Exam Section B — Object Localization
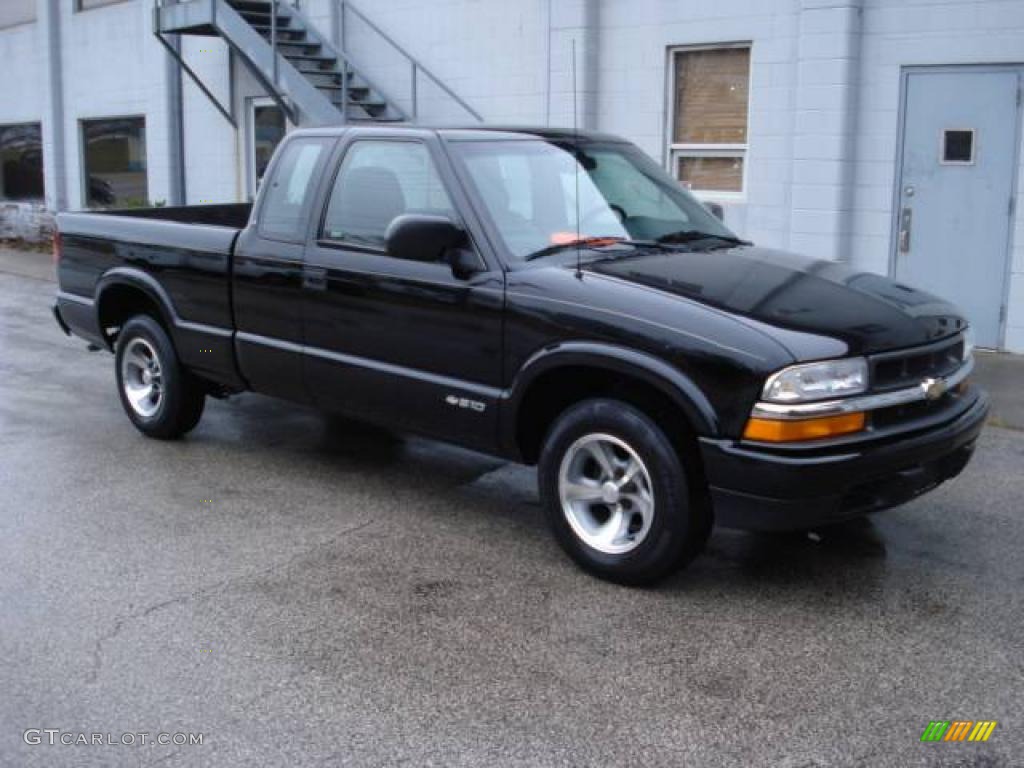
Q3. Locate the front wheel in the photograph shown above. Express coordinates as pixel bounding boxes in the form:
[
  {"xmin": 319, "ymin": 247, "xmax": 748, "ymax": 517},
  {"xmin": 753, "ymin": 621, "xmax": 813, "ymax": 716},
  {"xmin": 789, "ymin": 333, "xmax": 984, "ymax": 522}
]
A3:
[
  {"xmin": 538, "ymin": 399, "xmax": 710, "ymax": 585},
  {"xmin": 115, "ymin": 315, "xmax": 205, "ymax": 440}
]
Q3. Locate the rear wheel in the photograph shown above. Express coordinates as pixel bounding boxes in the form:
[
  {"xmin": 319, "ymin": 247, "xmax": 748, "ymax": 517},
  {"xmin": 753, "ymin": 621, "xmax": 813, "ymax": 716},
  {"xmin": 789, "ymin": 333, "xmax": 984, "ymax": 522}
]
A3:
[
  {"xmin": 538, "ymin": 398, "xmax": 710, "ymax": 585},
  {"xmin": 115, "ymin": 315, "xmax": 205, "ymax": 439}
]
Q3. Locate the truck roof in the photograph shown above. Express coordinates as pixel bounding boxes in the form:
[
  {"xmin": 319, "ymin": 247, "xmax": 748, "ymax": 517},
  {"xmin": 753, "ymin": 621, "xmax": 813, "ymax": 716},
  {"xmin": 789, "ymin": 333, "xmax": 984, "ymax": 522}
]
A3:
[{"xmin": 290, "ymin": 124, "xmax": 628, "ymax": 144}]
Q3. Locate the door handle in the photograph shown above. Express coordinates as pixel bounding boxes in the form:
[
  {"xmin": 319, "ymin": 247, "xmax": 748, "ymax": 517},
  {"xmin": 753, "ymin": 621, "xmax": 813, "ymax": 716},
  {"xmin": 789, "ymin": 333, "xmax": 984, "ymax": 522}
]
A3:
[
  {"xmin": 303, "ymin": 267, "xmax": 327, "ymax": 291},
  {"xmin": 898, "ymin": 207, "xmax": 912, "ymax": 254}
]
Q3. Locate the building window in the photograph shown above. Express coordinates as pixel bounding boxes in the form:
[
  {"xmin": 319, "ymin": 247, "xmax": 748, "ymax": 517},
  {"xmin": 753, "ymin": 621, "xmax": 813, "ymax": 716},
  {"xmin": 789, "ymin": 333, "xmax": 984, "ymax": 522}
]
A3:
[
  {"xmin": 669, "ymin": 45, "xmax": 750, "ymax": 197},
  {"xmin": 250, "ymin": 100, "xmax": 288, "ymax": 196},
  {"xmin": 77, "ymin": 0, "xmax": 132, "ymax": 10},
  {"xmin": 0, "ymin": 124, "xmax": 44, "ymax": 201},
  {"xmin": 0, "ymin": 0, "xmax": 37, "ymax": 28},
  {"xmin": 941, "ymin": 129, "xmax": 975, "ymax": 165},
  {"xmin": 82, "ymin": 117, "xmax": 148, "ymax": 208}
]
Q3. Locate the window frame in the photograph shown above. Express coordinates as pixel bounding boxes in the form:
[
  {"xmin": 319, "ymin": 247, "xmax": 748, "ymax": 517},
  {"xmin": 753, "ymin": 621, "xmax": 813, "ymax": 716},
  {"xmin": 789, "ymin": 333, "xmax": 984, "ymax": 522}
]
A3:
[
  {"xmin": 79, "ymin": 114, "xmax": 148, "ymax": 209},
  {"xmin": 665, "ymin": 42, "xmax": 752, "ymax": 202},
  {"xmin": 0, "ymin": 122, "xmax": 45, "ymax": 202},
  {"xmin": 317, "ymin": 137, "xmax": 457, "ymax": 256}
]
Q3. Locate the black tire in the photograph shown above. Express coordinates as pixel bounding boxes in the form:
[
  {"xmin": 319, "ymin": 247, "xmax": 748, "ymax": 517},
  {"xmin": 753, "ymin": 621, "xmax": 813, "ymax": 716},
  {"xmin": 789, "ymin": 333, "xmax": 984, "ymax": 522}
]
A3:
[
  {"xmin": 538, "ymin": 398, "xmax": 711, "ymax": 586},
  {"xmin": 114, "ymin": 315, "xmax": 205, "ymax": 440}
]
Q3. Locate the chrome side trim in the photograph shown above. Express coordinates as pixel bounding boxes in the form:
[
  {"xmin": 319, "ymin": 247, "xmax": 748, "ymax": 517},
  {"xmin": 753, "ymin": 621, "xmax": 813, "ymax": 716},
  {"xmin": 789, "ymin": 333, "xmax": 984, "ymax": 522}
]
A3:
[
  {"xmin": 56, "ymin": 290, "xmax": 94, "ymax": 307},
  {"xmin": 235, "ymin": 330, "xmax": 503, "ymax": 400},
  {"xmin": 176, "ymin": 319, "xmax": 233, "ymax": 338},
  {"xmin": 750, "ymin": 356, "xmax": 974, "ymax": 420}
]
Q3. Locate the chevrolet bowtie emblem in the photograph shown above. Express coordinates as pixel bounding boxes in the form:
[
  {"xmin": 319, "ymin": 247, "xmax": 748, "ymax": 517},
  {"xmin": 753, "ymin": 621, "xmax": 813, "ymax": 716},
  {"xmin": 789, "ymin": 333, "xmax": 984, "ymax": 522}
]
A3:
[{"xmin": 920, "ymin": 377, "xmax": 948, "ymax": 401}]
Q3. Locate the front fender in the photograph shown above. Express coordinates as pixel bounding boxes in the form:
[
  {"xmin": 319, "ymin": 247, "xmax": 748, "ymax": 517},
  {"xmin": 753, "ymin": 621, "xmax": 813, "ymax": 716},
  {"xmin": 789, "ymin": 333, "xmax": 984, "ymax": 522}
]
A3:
[{"xmin": 500, "ymin": 341, "xmax": 719, "ymax": 458}]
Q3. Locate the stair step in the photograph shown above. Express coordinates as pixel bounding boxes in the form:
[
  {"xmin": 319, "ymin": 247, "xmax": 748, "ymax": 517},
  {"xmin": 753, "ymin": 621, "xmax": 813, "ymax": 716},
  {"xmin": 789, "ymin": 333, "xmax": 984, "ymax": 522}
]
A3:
[
  {"xmin": 276, "ymin": 41, "xmax": 321, "ymax": 54},
  {"xmin": 239, "ymin": 10, "xmax": 291, "ymax": 26},
  {"xmin": 325, "ymin": 90, "xmax": 386, "ymax": 110},
  {"xmin": 227, "ymin": 0, "xmax": 274, "ymax": 10},
  {"xmin": 302, "ymin": 70, "xmax": 342, "ymax": 85},
  {"xmin": 252, "ymin": 26, "xmax": 306, "ymax": 41},
  {"xmin": 284, "ymin": 53, "xmax": 337, "ymax": 65},
  {"xmin": 347, "ymin": 114, "xmax": 405, "ymax": 123},
  {"xmin": 339, "ymin": 100, "xmax": 389, "ymax": 115},
  {"xmin": 316, "ymin": 82, "xmax": 369, "ymax": 94}
]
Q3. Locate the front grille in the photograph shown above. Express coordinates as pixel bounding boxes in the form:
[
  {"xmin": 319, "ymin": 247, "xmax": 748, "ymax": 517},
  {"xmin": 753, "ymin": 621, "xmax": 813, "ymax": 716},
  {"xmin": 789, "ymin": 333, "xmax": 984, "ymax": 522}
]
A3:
[{"xmin": 870, "ymin": 334, "xmax": 965, "ymax": 392}]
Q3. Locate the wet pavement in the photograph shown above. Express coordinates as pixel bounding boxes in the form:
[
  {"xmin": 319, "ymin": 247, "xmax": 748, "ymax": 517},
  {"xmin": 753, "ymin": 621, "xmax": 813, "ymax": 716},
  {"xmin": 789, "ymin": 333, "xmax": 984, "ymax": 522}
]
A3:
[{"xmin": 1, "ymin": 266, "xmax": 1023, "ymax": 767}]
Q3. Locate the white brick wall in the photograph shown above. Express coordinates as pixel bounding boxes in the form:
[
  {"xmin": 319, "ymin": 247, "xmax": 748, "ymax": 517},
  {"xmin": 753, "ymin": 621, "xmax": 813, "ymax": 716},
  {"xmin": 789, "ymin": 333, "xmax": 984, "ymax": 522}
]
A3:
[
  {"xmin": 180, "ymin": 35, "xmax": 238, "ymax": 204},
  {"xmin": 60, "ymin": 0, "xmax": 172, "ymax": 208},
  {"xmin": 853, "ymin": 0, "xmax": 1024, "ymax": 350}
]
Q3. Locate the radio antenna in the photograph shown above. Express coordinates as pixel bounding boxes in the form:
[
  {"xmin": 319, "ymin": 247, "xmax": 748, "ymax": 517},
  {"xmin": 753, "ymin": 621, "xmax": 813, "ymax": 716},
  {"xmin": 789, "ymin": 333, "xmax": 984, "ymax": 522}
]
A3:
[{"xmin": 572, "ymin": 38, "xmax": 582, "ymax": 280}]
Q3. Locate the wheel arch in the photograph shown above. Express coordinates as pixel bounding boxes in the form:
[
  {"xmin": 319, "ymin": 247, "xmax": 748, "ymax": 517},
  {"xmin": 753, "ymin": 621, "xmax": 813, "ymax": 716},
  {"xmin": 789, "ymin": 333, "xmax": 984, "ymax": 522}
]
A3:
[
  {"xmin": 95, "ymin": 268, "xmax": 180, "ymax": 350},
  {"xmin": 503, "ymin": 342, "xmax": 719, "ymax": 465}
]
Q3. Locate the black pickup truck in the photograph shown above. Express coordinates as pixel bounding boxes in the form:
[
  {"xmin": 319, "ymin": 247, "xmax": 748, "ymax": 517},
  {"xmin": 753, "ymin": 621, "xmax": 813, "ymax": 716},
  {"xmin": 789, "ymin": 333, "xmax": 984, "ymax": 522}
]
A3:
[{"xmin": 54, "ymin": 125, "xmax": 987, "ymax": 584}]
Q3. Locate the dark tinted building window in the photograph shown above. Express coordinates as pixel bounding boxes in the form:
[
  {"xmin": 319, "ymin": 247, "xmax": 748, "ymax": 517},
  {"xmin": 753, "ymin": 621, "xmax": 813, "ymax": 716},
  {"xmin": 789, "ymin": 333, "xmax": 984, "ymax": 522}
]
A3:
[
  {"xmin": 82, "ymin": 117, "xmax": 147, "ymax": 208},
  {"xmin": 254, "ymin": 104, "xmax": 286, "ymax": 186},
  {"xmin": 0, "ymin": 123, "xmax": 44, "ymax": 200}
]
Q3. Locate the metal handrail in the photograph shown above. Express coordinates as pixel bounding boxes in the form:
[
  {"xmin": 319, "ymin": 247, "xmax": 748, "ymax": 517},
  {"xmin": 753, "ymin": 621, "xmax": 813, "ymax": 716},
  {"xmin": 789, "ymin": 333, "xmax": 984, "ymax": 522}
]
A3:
[
  {"xmin": 270, "ymin": 0, "xmax": 278, "ymax": 87},
  {"xmin": 337, "ymin": 0, "xmax": 483, "ymax": 122}
]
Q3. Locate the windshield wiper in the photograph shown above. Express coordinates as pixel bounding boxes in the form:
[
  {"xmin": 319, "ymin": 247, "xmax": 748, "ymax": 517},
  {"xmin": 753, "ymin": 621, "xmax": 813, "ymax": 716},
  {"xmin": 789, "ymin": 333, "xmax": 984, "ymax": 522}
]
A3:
[
  {"xmin": 656, "ymin": 229, "xmax": 750, "ymax": 248},
  {"xmin": 523, "ymin": 237, "xmax": 669, "ymax": 262}
]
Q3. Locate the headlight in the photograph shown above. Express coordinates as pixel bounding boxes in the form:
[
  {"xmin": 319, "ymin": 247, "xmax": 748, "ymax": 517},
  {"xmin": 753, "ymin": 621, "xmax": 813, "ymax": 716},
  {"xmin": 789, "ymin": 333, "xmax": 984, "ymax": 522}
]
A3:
[
  {"xmin": 762, "ymin": 358, "xmax": 868, "ymax": 403},
  {"xmin": 962, "ymin": 326, "xmax": 975, "ymax": 361}
]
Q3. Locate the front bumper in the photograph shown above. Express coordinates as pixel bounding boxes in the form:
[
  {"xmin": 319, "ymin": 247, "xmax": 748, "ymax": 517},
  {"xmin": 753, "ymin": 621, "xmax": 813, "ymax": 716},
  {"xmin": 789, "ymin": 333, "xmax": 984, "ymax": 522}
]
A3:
[{"xmin": 699, "ymin": 389, "xmax": 989, "ymax": 531}]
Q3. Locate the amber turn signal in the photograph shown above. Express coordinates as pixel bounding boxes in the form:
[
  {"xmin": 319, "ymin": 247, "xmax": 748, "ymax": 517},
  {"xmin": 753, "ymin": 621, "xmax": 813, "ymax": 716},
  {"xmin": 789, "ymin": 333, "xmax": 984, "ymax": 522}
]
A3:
[{"xmin": 743, "ymin": 412, "xmax": 866, "ymax": 442}]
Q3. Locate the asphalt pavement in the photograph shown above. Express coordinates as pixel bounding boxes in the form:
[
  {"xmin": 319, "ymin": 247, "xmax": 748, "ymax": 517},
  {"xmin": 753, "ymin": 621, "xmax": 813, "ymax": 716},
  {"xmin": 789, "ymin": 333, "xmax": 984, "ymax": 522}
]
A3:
[{"xmin": 1, "ymin": 260, "xmax": 1022, "ymax": 767}]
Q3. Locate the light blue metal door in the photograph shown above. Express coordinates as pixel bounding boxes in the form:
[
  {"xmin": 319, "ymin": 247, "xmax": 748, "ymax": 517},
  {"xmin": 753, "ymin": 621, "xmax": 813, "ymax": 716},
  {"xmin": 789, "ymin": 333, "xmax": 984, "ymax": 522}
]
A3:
[{"xmin": 895, "ymin": 69, "xmax": 1020, "ymax": 348}]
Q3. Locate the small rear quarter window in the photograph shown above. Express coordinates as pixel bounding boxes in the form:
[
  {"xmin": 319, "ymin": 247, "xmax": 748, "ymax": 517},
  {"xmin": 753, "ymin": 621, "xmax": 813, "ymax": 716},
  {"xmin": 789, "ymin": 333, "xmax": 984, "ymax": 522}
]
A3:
[{"xmin": 259, "ymin": 138, "xmax": 329, "ymax": 240}]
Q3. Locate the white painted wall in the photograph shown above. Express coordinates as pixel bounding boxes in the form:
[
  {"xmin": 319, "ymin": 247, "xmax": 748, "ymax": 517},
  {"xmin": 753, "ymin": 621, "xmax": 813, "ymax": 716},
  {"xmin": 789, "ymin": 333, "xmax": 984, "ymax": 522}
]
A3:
[
  {"xmin": 180, "ymin": 35, "xmax": 238, "ymax": 204},
  {"xmin": 0, "ymin": 18, "xmax": 47, "ymax": 153},
  {"xmin": 852, "ymin": 0, "xmax": 1024, "ymax": 350},
  {"xmin": 59, "ymin": 0, "xmax": 172, "ymax": 208}
]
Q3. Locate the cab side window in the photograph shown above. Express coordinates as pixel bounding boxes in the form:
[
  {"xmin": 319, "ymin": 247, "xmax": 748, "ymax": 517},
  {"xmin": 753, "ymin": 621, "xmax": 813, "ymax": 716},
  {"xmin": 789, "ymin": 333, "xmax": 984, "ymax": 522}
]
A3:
[
  {"xmin": 258, "ymin": 138, "xmax": 329, "ymax": 241},
  {"xmin": 321, "ymin": 140, "xmax": 455, "ymax": 249}
]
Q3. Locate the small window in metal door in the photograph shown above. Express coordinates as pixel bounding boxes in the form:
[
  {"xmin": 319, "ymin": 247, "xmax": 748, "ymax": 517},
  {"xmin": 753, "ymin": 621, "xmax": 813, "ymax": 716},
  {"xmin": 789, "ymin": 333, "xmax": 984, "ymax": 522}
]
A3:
[{"xmin": 941, "ymin": 129, "xmax": 975, "ymax": 165}]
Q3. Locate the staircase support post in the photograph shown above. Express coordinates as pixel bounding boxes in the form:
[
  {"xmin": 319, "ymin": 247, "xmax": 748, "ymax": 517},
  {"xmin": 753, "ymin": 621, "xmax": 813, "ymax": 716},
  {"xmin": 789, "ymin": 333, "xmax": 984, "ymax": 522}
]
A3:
[{"xmin": 411, "ymin": 62, "xmax": 417, "ymax": 120}]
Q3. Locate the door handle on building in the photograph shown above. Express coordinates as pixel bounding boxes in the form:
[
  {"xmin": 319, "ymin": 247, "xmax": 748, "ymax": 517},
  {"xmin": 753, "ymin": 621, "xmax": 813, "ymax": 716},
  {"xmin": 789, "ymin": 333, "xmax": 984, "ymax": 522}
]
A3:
[{"xmin": 898, "ymin": 207, "xmax": 912, "ymax": 254}]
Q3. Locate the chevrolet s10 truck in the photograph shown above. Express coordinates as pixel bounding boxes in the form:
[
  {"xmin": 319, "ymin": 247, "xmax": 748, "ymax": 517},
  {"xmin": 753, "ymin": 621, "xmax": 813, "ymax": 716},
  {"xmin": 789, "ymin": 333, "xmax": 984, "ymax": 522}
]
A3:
[{"xmin": 54, "ymin": 126, "xmax": 987, "ymax": 584}]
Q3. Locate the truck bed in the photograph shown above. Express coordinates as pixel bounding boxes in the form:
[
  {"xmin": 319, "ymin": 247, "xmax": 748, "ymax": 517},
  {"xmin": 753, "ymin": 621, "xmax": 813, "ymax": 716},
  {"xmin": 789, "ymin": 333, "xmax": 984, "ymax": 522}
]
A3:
[{"xmin": 55, "ymin": 203, "xmax": 253, "ymax": 389}]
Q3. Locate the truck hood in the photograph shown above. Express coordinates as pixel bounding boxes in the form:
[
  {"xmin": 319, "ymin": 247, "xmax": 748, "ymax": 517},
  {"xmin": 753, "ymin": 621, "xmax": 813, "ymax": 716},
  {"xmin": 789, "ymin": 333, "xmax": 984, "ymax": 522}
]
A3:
[{"xmin": 585, "ymin": 245, "xmax": 967, "ymax": 357}]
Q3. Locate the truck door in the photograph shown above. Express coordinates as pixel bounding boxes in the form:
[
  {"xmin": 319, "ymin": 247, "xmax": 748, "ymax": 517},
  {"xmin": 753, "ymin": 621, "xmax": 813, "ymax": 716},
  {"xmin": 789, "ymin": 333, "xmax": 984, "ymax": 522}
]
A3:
[
  {"xmin": 302, "ymin": 131, "xmax": 504, "ymax": 453},
  {"xmin": 233, "ymin": 136, "xmax": 333, "ymax": 401}
]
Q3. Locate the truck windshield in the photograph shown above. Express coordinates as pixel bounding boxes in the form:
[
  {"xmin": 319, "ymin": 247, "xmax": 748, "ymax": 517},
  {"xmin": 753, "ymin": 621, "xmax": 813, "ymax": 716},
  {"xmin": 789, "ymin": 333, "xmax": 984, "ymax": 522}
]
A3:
[{"xmin": 450, "ymin": 139, "xmax": 739, "ymax": 261}]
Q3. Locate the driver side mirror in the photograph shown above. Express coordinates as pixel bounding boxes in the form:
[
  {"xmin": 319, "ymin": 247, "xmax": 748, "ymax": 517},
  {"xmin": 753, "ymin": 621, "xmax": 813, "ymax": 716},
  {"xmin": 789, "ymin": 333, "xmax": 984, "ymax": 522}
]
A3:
[{"xmin": 385, "ymin": 214, "xmax": 467, "ymax": 264}]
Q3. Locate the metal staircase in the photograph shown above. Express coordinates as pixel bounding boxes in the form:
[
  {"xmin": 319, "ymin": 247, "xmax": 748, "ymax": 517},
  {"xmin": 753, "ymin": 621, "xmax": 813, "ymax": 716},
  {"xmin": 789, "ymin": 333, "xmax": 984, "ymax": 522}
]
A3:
[{"xmin": 155, "ymin": 0, "xmax": 480, "ymax": 126}]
